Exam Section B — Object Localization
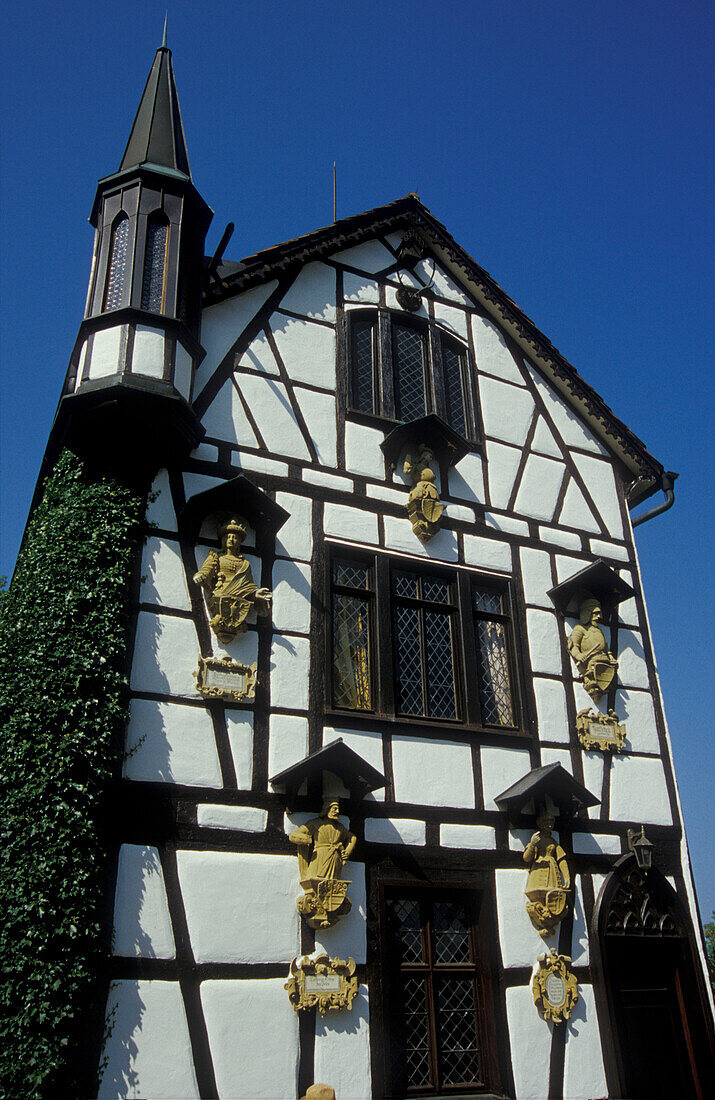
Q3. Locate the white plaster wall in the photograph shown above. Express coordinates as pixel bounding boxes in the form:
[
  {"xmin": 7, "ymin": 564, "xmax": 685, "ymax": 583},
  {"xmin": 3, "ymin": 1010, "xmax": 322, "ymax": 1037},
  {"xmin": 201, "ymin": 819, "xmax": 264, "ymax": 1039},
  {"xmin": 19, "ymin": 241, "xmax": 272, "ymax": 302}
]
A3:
[
  {"xmin": 140, "ymin": 537, "xmax": 190, "ymax": 611},
  {"xmin": 270, "ymin": 636, "xmax": 311, "ymax": 711},
  {"xmin": 479, "ymin": 375, "xmax": 535, "ymax": 446},
  {"xmin": 480, "ymin": 745, "xmax": 532, "ymax": 810},
  {"xmin": 526, "ymin": 363, "xmax": 607, "ymax": 455},
  {"xmin": 275, "ymin": 491, "xmax": 313, "ymax": 563},
  {"xmin": 496, "ymin": 869, "xmax": 554, "ymax": 967},
  {"xmin": 225, "ymin": 710, "xmax": 253, "ymax": 789},
  {"xmin": 272, "ymin": 559, "xmax": 312, "ymax": 635},
  {"xmin": 132, "ymin": 325, "xmax": 164, "ymax": 379},
  {"xmin": 145, "ymin": 468, "xmax": 176, "ymax": 531},
  {"xmin": 486, "ymin": 512, "xmax": 530, "ymax": 536},
  {"xmin": 433, "ymin": 301, "xmax": 468, "ymax": 339},
  {"xmin": 531, "ymin": 416, "xmax": 561, "ymax": 457},
  {"xmin": 580, "ymin": 751, "xmax": 604, "ymax": 819},
  {"xmin": 331, "ymin": 239, "xmax": 394, "ymax": 272},
  {"xmin": 440, "ymin": 824, "xmax": 496, "ymax": 849},
  {"xmin": 383, "ymin": 516, "xmax": 458, "ymax": 561},
  {"xmin": 314, "ymin": 861, "xmax": 367, "ymax": 964},
  {"xmin": 505, "ymin": 983, "xmax": 553, "ymax": 1100},
  {"xmin": 448, "ymin": 452, "xmax": 486, "ymax": 503},
  {"xmin": 201, "ymin": 380, "xmax": 258, "ymax": 447},
  {"xmin": 196, "ymin": 281, "xmax": 278, "ymax": 398},
  {"xmin": 237, "ymin": 328, "xmax": 279, "ymax": 375},
  {"xmin": 484, "ymin": 441, "xmax": 522, "ymax": 510},
  {"xmin": 570, "ymin": 877, "xmax": 589, "ymax": 965},
  {"xmin": 364, "ymin": 817, "xmax": 426, "ymax": 845},
  {"xmin": 176, "ymin": 851, "xmax": 300, "ymax": 963},
  {"xmin": 558, "ymin": 479, "xmax": 601, "ymax": 532},
  {"xmin": 526, "ymin": 609, "xmax": 563, "ymax": 675},
  {"xmin": 571, "ymin": 452, "xmax": 623, "ymax": 538},
  {"xmin": 88, "ymin": 325, "xmax": 122, "ymax": 379},
  {"xmin": 472, "ymin": 315, "xmax": 525, "ymax": 384},
  {"xmin": 344, "ymin": 421, "xmax": 385, "ymax": 479},
  {"xmin": 296, "ymin": 388, "xmax": 337, "ymax": 465},
  {"xmin": 555, "ymin": 554, "xmax": 586, "ymax": 583},
  {"xmin": 304, "ymin": 468, "xmax": 354, "ymax": 491},
  {"xmin": 324, "ymin": 502, "xmax": 379, "ymax": 544},
  {"xmin": 343, "ymin": 271, "xmax": 379, "ymax": 302},
  {"xmin": 271, "ymin": 314, "xmax": 337, "ymax": 388},
  {"xmin": 112, "ymin": 844, "xmax": 175, "ymax": 960},
  {"xmin": 417, "ymin": 258, "xmax": 472, "ymax": 304},
  {"xmin": 314, "ymin": 985, "xmax": 372, "ymax": 1100},
  {"xmin": 174, "ymin": 341, "xmax": 193, "ymax": 400},
  {"xmin": 609, "ymin": 755, "xmax": 672, "ymax": 825},
  {"xmin": 236, "ymin": 374, "xmax": 312, "ymax": 460},
  {"xmin": 615, "ymin": 688, "xmax": 660, "ymax": 753},
  {"xmin": 201, "ymin": 978, "xmax": 299, "ymax": 1100},
  {"xmin": 197, "ymin": 805, "xmax": 267, "ymax": 832},
  {"xmin": 591, "ymin": 537, "xmax": 629, "ymax": 561},
  {"xmin": 533, "ymin": 678, "xmax": 570, "ymax": 743},
  {"xmin": 268, "ymin": 713, "xmax": 310, "ymax": 780},
  {"xmin": 391, "ymin": 737, "xmax": 474, "ymax": 808},
  {"xmin": 572, "ymin": 831, "xmax": 621, "ymax": 856},
  {"xmin": 514, "ymin": 454, "xmax": 565, "ymax": 522},
  {"xmin": 538, "ymin": 525, "xmax": 581, "ymax": 550},
  {"xmin": 130, "ymin": 612, "xmax": 200, "ymax": 698},
  {"xmin": 98, "ymin": 980, "xmax": 199, "ymax": 1099},
  {"xmin": 280, "ymin": 261, "xmax": 336, "ymax": 322},
  {"xmin": 520, "ymin": 548, "xmax": 554, "ymax": 608},
  {"xmin": 563, "ymin": 984, "xmax": 608, "ymax": 1099},
  {"xmin": 322, "ymin": 725, "xmax": 385, "ymax": 801},
  {"xmin": 616, "ymin": 628, "xmax": 650, "ymax": 689},
  {"xmin": 540, "ymin": 746, "xmax": 573, "ymax": 773},
  {"xmin": 124, "ymin": 698, "xmax": 222, "ymax": 788},
  {"xmin": 232, "ymin": 452, "xmax": 289, "ymax": 477},
  {"xmin": 463, "ymin": 535, "xmax": 511, "ymax": 573}
]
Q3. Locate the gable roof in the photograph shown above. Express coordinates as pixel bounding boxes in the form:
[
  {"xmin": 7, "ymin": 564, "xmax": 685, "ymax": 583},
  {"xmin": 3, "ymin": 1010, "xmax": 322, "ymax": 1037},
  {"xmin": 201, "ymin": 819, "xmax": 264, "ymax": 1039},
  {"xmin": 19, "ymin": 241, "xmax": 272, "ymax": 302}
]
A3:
[{"xmin": 203, "ymin": 193, "xmax": 664, "ymax": 503}]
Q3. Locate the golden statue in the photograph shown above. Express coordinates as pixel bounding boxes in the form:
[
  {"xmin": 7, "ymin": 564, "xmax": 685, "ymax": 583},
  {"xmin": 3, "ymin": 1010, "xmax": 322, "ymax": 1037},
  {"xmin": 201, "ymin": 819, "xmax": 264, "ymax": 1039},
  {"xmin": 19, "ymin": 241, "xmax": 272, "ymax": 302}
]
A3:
[
  {"xmin": 193, "ymin": 517, "xmax": 271, "ymax": 644},
  {"xmin": 289, "ymin": 800, "xmax": 357, "ymax": 929},
  {"xmin": 404, "ymin": 444, "xmax": 444, "ymax": 542},
  {"xmin": 523, "ymin": 811, "xmax": 571, "ymax": 938},
  {"xmin": 567, "ymin": 597, "xmax": 618, "ymax": 702}
]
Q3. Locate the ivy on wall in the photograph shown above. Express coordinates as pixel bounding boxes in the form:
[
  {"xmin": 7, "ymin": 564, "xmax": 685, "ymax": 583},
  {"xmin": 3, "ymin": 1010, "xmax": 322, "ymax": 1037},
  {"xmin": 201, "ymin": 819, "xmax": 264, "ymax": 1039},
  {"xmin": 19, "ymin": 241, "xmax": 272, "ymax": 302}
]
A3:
[{"xmin": 0, "ymin": 451, "xmax": 144, "ymax": 1099}]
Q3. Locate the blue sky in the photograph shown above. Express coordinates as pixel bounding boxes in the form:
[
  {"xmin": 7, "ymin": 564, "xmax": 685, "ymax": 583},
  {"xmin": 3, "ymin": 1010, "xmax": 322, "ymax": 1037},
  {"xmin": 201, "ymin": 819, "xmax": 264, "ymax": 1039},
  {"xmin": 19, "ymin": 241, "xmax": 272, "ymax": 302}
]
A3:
[{"xmin": 1, "ymin": 1, "xmax": 713, "ymax": 916}]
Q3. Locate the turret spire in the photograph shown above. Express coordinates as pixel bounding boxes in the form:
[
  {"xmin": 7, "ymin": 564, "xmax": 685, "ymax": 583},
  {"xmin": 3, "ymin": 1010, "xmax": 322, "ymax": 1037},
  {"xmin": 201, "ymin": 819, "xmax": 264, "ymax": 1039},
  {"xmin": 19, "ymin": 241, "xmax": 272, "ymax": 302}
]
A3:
[{"xmin": 119, "ymin": 39, "xmax": 191, "ymax": 177}]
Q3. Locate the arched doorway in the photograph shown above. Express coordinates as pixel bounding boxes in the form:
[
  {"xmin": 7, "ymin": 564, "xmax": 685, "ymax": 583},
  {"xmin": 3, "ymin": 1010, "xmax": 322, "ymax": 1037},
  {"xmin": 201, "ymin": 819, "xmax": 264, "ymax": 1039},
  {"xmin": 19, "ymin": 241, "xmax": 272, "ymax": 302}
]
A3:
[{"xmin": 591, "ymin": 856, "xmax": 714, "ymax": 1099}]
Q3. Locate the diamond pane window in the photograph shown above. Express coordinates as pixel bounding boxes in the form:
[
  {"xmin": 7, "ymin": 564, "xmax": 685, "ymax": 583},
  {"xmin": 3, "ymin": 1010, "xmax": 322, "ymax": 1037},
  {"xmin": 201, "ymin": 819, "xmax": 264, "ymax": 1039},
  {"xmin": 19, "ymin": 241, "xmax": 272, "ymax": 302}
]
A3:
[
  {"xmin": 393, "ymin": 321, "xmax": 427, "ymax": 422},
  {"xmin": 437, "ymin": 977, "xmax": 481, "ymax": 1085},
  {"xmin": 393, "ymin": 603, "xmax": 423, "ymax": 715},
  {"xmin": 392, "ymin": 568, "xmax": 458, "ymax": 720},
  {"xmin": 141, "ymin": 218, "xmax": 169, "ymax": 313},
  {"xmin": 442, "ymin": 340, "xmax": 467, "ymax": 437},
  {"xmin": 351, "ymin": 318, "xmax": 375, "ymax": 413},
  {"xmin": 332, "ymin": 557, "xmax": 373, "ymax": 711},
  {"xmin": 473, "ymin": 585, "xmax": 516, "ymax": 728},
  {"xmin": 103, "ymin": 216, "xmax": 129, "ymax": 311}
]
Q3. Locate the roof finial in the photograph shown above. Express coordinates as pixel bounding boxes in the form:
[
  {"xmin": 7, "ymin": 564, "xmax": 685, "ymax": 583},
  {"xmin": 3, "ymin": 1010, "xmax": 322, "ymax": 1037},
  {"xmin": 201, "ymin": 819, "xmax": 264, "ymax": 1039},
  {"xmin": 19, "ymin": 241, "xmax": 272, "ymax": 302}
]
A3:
[{"xmin": 162, "ymin": 12, "xmax": 168, "ymax": 49}]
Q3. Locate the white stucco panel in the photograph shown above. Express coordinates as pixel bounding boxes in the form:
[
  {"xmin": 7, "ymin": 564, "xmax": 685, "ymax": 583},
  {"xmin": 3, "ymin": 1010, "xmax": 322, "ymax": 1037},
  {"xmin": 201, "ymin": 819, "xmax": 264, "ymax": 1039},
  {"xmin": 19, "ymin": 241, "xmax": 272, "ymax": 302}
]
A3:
[
  {"xmin": 272, "ymin": 559, "xmax": 312, "ymax": 635},
  {"xmin": 140, "ymin": 537, "xmax": 191, "ymax": 611},
  {"xmin": 590, "ymin": 537, "xmax": 629, "ymax": 562},
  {"xmin": 484, "ymin": 441, "xmax": 522, "ymax": 510},
  {"xmin": 496, "ymin": 869, "xmax": 552, "ymax": 967},
  {"xmin": 572, "ymin": 831, "xmax": 622, "ymax": 856},
  {"xmin": 505, "ymin": 984, "xmax": 553, "ymax": 1100},
  {"xmin": 145, "ymin": 468, "xmax": 176, "ymax": 531},
  {"xmin": 195, "ymin": 281, "xmax": 278, "ymax": 398},
  {"xmin": 322, "ymin": 725, "xmax": 386, "ymax": 802},
  {"xmin": 616, "ymin": 628, "xmax": 650, "ymax": 689},
  {"xmin": 383, "ymin": 516, "xmax": 458, "ymax": 560},
  {"xmin": 572, "ymin": 452, "xmax": 624, "ymax": 538},
  {"xmin": 463, "ymin": 535, "xmax": 512, "ymax": 573},
  {"xmin": 440, "ymin": 824, "xmax": 496, "ymax": 850},
  {"xmin": 235, "ymin": 374, "xmax": 312, "ymax": 460},
  {"xmin": 472, "ymin": 315, "xmax": 525, "ymax": 384},
  {"xmin": 271, "ymin": 313, "xmax": 337, "ymax": 389},
  {"xmin": 279, "ymin": 261, "xmax": 336, "ymax": 321},
  {"xmin": 485, "ymin": 511, "xmax": 530, "ymax": 536},
  {"xmin": 345, "ymin": 420, "xmax": 386, "ymax": 479},
  {"xmin": 479, "ymin": 374, "xmax": 535, "ymax": 446},
  {"xmin": 533, "ymin": 677, "xmax": 570, "ymax": 743},
  {"xmin": 270, "ymin": 636, "xmax": 311, "ymax": 710},
  {"xmin": 392, "ymin": 737, "xmax": 475, "ymax": 808},
  {"xmin": 580, "ymin": 751, "xmax": 604, "ymax": 820},
  {"xmin": 201, "ymin": 978, "xmax": 299, "ymax": 1100},
  {"xmin": 268, "ymin": 713, "xmax": 310, "ymax": 781},
  {"xmin": 433, "ymin": 300, "xmax": 469, "ymax": 339},
  {"xmin": 514, "ymin": 454, "xmax": 565, "ymax": 523},
  {"xmin": 314, "ymin": 985, "xmax": 372, "ymax": 1100},
  {"xmin": 236, "ymin": 328, "xmax": 279, "ymax": 375},
  {"xmin": 448, "ymin": 451, "xmax": 486, "ymax": 504},
  {"xmin": 88, "ymin": 325, "xmax": 123, "ymax": 379},
  {"xmin": 296, "ymin": 388, "xmax": 337, "ymax": 466},
  {"xmin": 315, "ymin": 862, "xmax": 367, "ymax": 964},
  {"xmin": 331, "ymin": 238, "xmax": 394, "ymax": 272},
  {"xmin": 112, "ymin": 845, "xmax": 175, "ymax": 960},
  {"xmin": 177, "ymin": 851, "xmax": 300, "ymax": 963},
  {"xmin": 201, "ymin": 379, "xmax": 258, "ymax": 447},
  {"xmin": 538, "ymin": 525, "xmax": 582, "ymax": 551},
  {"xmin": 416, "ymin": 258, "xmax": 472, "ymax": 304},
  {"xmin": 124, "ymin": 698, "xmax": 222, "ymax": 788},
  {"xmin": 324, "ymin": 501, "xmax": 379, "ymax": 544},
  {"xmin": 526, "ymin": 608, "xmax": 563, "ymax": 675},
  {"xmin": 275, "ymin": 491, "xmax": 313, "ymax": 563},
  {"xmin": 519, "ymin": 548, "xmax": 553, "ymax": 608},
  {"xmin": 615, "ymin": 688, "xmax": 660, "ymax": 753},
  {"xmin": 364, "ymin": 817, "xmax": 426, "ymax": 845},
  {"xmin": 563, "ymin": 984, "xmax": 608, "ymax": 1100},
  {"xmin": 197, "ymin": 805, "xmax": 268, "ymax": 832},
  {"xmin": 530, "ymin": 415, "xmax": 562, "ymax": 457},
  {"xmin": 98, "ymin": 980, "xmax": 198, "ymax": 1099},
  {"xmin": 558, "ymin": 477, "xmax": 601, "ymax": 533},
  {"xmin": 225, "ymin": 710, "xmax": 254, "ymax": 789},
  {"xmin": 130, "ymin": 612, "xmax": 201, "ymax": 699},
  {"xmin": 132, "ymin": 325, "xmax": 165, "ymax": 379},
  {"xmin": 526, "ymin": 362, "xmax": 608, "ymax": 456},
  {"xmin": 610, "ymin": 755, "xmax": 673, "ymax": 825},
  {"xmin": 343, "ymin": 271, "xmax": 380, "ymax": 303},
  {"xmin": 481, "ymin": 745, "xmax": 532, "ymax": 810}
]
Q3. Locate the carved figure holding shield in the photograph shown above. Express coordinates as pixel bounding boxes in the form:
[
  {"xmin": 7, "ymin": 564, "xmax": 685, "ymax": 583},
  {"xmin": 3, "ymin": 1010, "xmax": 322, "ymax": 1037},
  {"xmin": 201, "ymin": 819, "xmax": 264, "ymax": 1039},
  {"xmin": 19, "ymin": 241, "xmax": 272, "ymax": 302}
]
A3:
[
  {"xmin": 289, "ymin": 800, "xmax": 357, "ymax": 929},
  {"xmin": 193, "ymin": 517, "xmax": 272, "ymax": 644},
  {"xmin": 567, "ymin": 597, "xmax": 618, "ymax": 702},
  {"xmin": 523, "ymin": 812, "xmax": 571, "ymax": 938},
  {"xmin": 404, "ymin": 444, "xmax": 444, "ymax": 542}
]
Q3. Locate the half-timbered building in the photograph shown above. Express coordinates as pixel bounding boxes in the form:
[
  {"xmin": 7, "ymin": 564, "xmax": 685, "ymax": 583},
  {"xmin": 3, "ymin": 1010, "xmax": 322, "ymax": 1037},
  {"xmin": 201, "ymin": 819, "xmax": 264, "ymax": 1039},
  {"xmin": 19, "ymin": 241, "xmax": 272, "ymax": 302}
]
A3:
[{"xmin": 35, "ymin": 36, "xmax": 715, "ymax": 1100}]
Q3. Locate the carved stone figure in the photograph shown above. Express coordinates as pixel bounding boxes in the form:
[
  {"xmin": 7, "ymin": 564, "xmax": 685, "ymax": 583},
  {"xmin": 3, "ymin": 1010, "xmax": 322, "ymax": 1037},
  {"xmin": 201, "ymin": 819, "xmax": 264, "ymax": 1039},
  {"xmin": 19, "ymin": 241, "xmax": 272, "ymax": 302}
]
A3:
[
  {"xmin": 289, "ymin": 800, "xmax": 357, "ymax": 929},
  {"xmin": 523, "ymin": 812, "xmax": 571, "ymax": 938},
  {"xmin": 567, "ymin": 597, "xmax": 618, "ymax": 702},
  {"xmin": 404, "ymin": 444, "xmax": 444, "ymax": 542},
  {"xmin": 285, "ymin": 953, "xmax": 359, "ymax": 1015},
  {"xmin": 193, "ymin": 517, "xmax": 271, "ymax": 644},
  {"xmin": 532, "ymin": 949, "xmax": 579, "ymax": 1023}
]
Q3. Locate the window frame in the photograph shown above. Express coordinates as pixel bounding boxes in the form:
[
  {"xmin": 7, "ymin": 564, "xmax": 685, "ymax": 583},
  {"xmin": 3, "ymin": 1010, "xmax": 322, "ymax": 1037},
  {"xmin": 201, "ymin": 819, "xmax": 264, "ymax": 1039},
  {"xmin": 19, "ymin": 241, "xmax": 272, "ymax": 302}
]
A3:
[
  {"xmin": 327, "ymin": 549, "xmax": 523, "ymax": 734},
  {"xmin": 345, "ymin": 307, "xmax": 480, "ymax": 443}
]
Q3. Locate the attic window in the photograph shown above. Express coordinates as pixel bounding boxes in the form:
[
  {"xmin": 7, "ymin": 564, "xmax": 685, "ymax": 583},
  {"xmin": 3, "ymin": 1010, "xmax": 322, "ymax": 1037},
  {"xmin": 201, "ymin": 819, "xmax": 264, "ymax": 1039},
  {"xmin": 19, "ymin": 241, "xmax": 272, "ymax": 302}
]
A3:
[{"xmin": 347, "ymin": 309, "xmax": 477, "ymax": 441}]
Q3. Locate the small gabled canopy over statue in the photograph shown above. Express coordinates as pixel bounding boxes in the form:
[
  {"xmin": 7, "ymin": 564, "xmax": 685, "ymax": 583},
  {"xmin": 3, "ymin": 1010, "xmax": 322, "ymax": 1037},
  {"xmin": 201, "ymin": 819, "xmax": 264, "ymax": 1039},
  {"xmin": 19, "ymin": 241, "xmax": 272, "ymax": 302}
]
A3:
[
  {"xmin": 404, "ymin": 444, "xmax": 444, "ymax": 542},
  {"xmin": 567, "ymin": 597, "xmax": 618, "ymax": 702},
  {"xmin": 523, "ymin": 810, "xmax": 571, "ymax": 938},
  {"xmin": 289, "ymin": 799, "xmax": 357, "ymax": 929},
  {"xmin": 193, "ymin": 517, "xmax": 272, "ymax": 644}
]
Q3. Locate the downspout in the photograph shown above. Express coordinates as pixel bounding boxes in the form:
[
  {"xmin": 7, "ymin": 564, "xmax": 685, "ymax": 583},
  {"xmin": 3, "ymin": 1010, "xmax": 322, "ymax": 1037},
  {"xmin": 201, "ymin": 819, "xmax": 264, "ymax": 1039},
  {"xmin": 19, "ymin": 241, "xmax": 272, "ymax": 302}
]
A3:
[{"xmin": 631, "ymin": 470, "xmax": 679, "ymax": 527}]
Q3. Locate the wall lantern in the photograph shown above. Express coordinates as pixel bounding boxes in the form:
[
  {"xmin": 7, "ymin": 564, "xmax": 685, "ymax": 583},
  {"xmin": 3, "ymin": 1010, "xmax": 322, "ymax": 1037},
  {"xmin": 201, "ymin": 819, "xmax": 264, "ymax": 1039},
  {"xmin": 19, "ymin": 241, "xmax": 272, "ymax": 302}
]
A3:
[{"xmin": 627, "ymin": 825, "xmax": 654, "ymax": 870}]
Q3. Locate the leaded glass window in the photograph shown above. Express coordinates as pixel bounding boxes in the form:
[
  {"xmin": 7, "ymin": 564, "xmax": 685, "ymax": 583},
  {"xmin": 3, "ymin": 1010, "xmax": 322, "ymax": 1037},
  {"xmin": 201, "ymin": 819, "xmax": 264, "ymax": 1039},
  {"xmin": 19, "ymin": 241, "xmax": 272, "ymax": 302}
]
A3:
[
  {"xmin": 351, "ymin": 316, "xmax": 376, "ymax": 413},
  {"xmin": 473, "ymin": 585, "xmax": 516, "ymax": 727},
  {"xmin": 103, "ymin": 216, "xmax": 129, "ymax": 311},
  {"xmin": 141, "ymin": 217, "xmax": 169, "ymax": 312},
  {"xmin": 392, "ymin": 568, "xmax": 457, "ymax": 720},
  {"xmin": 393, "ymin": 321, "xmax": 427, "ymax": 422},
  {"xmin": 441, "ymin": 338, "xmax": 467, "ymax": 437},
  {"xmin": 385, "ymin": 892, "xmax": 485, "ymax": 1095},
  {"xmin": 331, "ymin": 557, "xmax": 373, "ymax": 710}
]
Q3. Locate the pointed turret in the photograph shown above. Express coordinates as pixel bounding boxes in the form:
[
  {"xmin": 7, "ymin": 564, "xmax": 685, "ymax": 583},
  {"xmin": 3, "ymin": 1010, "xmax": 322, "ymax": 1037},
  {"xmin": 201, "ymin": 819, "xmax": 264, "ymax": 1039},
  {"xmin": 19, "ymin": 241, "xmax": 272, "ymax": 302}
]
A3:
[{"xmin": 56, "ymin": 35, "xmax": 212, "ymax": 470}]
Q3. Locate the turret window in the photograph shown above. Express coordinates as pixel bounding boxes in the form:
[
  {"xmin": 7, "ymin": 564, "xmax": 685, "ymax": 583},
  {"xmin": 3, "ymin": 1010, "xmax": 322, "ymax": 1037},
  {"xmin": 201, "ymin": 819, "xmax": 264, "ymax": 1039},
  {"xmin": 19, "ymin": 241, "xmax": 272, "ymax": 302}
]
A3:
[
  {"xmin": 347, "ymin": 309, "xmax": 477, "ymax": 440},
  {"xmin": 103, "ymin": 216, "xmax": 129, "ymax": 311},
  {"xmin": 141, "ymin": 217, "xmax": 169, "ymax": 312}
]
